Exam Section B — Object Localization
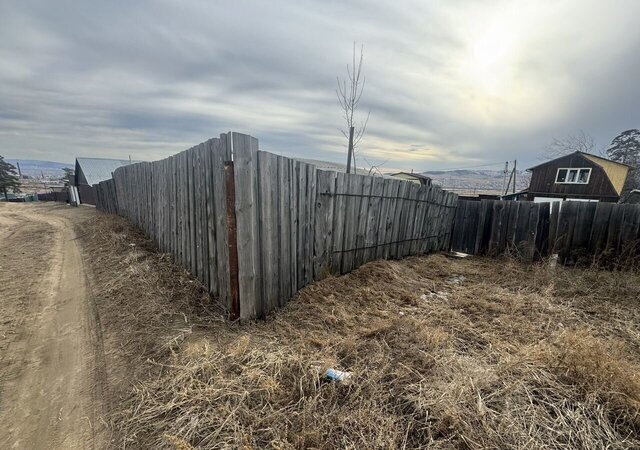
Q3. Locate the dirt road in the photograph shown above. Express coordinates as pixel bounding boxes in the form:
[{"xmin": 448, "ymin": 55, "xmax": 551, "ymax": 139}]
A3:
[{"xmin": 0, "ymin": 203, "xmax": 104, "ymax": 449}]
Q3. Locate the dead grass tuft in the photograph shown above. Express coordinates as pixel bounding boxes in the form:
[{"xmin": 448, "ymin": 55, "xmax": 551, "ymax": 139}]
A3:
[{"xmin": 76, "ymin": 211, "xmax": 640, "ymax": 449}]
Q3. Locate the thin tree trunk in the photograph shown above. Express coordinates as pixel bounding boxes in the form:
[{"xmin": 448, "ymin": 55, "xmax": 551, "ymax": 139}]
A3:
[{"xmin": 346, "ymin": 126, "xmax": 355, "ymax": 174}]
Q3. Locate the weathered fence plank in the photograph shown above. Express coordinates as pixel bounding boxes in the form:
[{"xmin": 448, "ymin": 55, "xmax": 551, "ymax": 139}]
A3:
[
  {"xmin": 278, "ymin": 156, "xmax": 292, "ymax": 306},
  {"xmin": 233, "ymin": 133, "xmax": 262, "ymax": 319},
  {"xmin": 314, "ymin": 169, "xmax": 337, "ymax": 280}
]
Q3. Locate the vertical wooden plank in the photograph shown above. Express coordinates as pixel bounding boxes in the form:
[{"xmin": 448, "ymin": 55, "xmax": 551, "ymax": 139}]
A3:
[
  {"xmin": 278, "ymin": 156, "xmax": 292, "ymax": 305},
  {"xmin": 427, "ymin": 188, "xmax": 442, "ymax": 253},
  {"xmin": 450, "ymin": 200, "xmax": 465, "ymax": 253},
  {"xmin": 156, "ymin": 161, "xmax": 162, "ymax": 250},
  {"xmin": 440, "ymin": 192, "xmax": 454, "ymax": 251},
  {"xmin": 535, "ymin": 202, "xmax": 551, "ymax": 259},
  {"xmin": 330, "ymin": 172, "xmax": 347, "ymax": 274},
  {"xmin": 196, "ymin": 146, "xmax": 205, "ymax": 284},
  {"xmin": 305, "ymin": 163, "xmax": 317, "ymax": 286},
  {"xmin": 459, "ymin": 199, "xmax": 471, "ymax": 254},
  {"xmin": 514, "ymin": 201, "xmax": 533, "ymax": 257},
  {"xmin": 224, "ymin": 159, "xmax": 240, "ymax": 321},
  {"xmin": 314, "ymin": 169, "xmax": 337, "ymax": 280},
  {"xmin": 233, "ymin": 132, "xmax": 262, "ymax": 320},
  {"xmin": 410, "ymin": 186, "xmax": 428, "ymax": 255},
  {"xmin": 400, "ymin": 183, "xmax": 419, "ymax": 257},
  {"xmin": 214, "ymin": 135, "xmax": 231, "ymax": 305},
  {"xmin": 161, "ymin": 159, "xmax": 166, "ymax": 250},
  {"xmin": 289, "ymin": 159, "xmax": 298, "ymax": 293},
  {"xmin": 589, "ymin": 202, "xmax": 613, "ymax": 255},
  {"xmin": 557, "ymin": 201, "xmax": 579, "ymax": 264},
  {"xmin": 571, "ymin": 202, "xmax": 597, "ymax": 256},
  {"xmin": 340, "ymin": 174, "xmax": 360, "ymax": 272},
  {"xmin": 525, "ymin": 202, "xmax": 541, "ymax": 261},
  {"xmin": 617, "ymin": 204, "xmax": 640, "ymax": 254},
  {"xmin": 547, "ymin": 201, "xmax": 560, "ymax": 254},
  {"xmin": 171, "ymin": 155, "xmax": 178, "ymax": 261},
  {"xmin": 397, "ymin": 181, "xmax": 411, "ymax": 256},
  {"xmin": 354, "ymin": 175, "xmax": 373, "ymax": 267},
  {"xmin": 364, "ymin": 177, "xmax": 385, "ymax": 262},
  {"xmin": 180, "ymin": 150, "xmax": 187, "ymax": 269},
  {"xmin": 504, "ymin": 201, "xmax": 521, "ymax": 252},
  {"xmin": 430, "ymin": 188, "xmax": 444, "ymax": 253},
  {"xmin": 182, "ymin": 150, "xmax": 189, "ymax": 270},
  {"xmin": 189, "ymin": 147, "xmax": 198, "ymax": 275},
  {"xmin": 377, "ymin": 179, "xmax": 398, "ymax": 259},
  {"xmin": 390, "ymin": 181, "xmax": 409, "ymax": 258},
  {"xmin": 466, "ymin": 201, "xmax": 482, "ymax": 254},
  {"xmin": 193, "ymin": 146, "xmax": 202, "ymax": 282},
  {"xmin": 495, "ymin": 201, "xmax": 513, "ymax": 254},
  {"xmin": 604, "ymin": 203, "xmax": 623, "ymax": 255},
  {"xmin": 296, "ymin": 161, "xmax": 307, "ymax": 286},
  {"xmin": 199, "ymin": 144, "xmax": 209, "ymax": 288},
  {"xmin": 474, "ymin": 200, "xmax": 493, "ymax": 255},
  {"xmin": 487, "ymin": 201, "xmax": 506, "ymax": 256},
  {"xmin": 257, "ymin": 151, "xmax": 276, "ymax": 315},
  {"xmin": 201, "ymin": 140, "xmax": 214, "ymax": 294}
]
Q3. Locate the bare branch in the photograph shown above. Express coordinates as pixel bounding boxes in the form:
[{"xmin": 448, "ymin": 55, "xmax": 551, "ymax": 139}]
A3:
[
  {"xmin": 540, "ymin": 130, "xmax": 597, "ymax": 160},
  {"xmin": 336, "ymin": 42, "xmax": 368, "ymax": 172}
]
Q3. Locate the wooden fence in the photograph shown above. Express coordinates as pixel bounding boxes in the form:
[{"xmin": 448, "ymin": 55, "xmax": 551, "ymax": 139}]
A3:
[
  {"xmin": 37, "ymin": 191, "xmax": 69, "ymax": 202},
  {"xmin": 236, "ymin": 143, "xmax": 458, "ymax": 319},
  {"xmin": 451, "ymin": 199, "xmax": 640, "ymax": 264},
  {"xmin": 95, "ymin": 132, "xmax": 458, "ymax": 320}
]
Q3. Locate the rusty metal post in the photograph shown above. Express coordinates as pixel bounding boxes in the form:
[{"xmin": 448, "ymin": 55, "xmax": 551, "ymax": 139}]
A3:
[{"xmin": 224, "ymin": 161, "xmax": 241, "ymax": 321}]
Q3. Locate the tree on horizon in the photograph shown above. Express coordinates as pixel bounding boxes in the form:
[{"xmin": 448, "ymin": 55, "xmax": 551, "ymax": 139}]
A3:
[{"xmin": 0, "ymin": 155, "xmax": 21, "ymax": 201}]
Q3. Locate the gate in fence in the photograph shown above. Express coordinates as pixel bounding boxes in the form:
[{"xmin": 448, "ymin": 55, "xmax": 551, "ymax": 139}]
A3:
[{"xmin": 95, "ymin": 132, "xmax": 458, "ymax": 320}]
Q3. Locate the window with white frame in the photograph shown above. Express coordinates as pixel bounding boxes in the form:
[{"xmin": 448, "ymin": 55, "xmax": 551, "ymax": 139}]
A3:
[{"xmin": 555, "ymin": 168, "xmax": 591, "ymax": 184}]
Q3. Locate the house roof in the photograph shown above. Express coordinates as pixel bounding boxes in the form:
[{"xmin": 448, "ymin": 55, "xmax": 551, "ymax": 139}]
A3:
[
  {"xmin": 501, "ymin": 189, "xmax": 528, "ymax": 200},
  {"xmin": 526, "ymin": 151, "xmax": 632, "ymax": 171},
  {"xmin": 390, "ymin": 172, "xmax": 432, "ymax": 181},
  {"xmin": 75, "ymin": 157, "xmax": 141, "ymax": 186},
  {"xmin": 295, "ymin": 157, "xmax": 368, "ymax": 174}
]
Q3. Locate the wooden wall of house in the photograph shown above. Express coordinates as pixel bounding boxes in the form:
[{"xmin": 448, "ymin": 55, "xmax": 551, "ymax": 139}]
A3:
[
  {"xmin": 528, "ymin": 153, "xmax": 619, "ymax": 201},
  {"xmin": 78, "ymin": 184, "xmax": 96, "ymax": 205}
]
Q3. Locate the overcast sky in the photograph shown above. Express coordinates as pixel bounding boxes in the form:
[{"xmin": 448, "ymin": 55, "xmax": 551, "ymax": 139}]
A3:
[{"xmin": 1, "ymin": 0, "xmax": 639, "ymax": 171}]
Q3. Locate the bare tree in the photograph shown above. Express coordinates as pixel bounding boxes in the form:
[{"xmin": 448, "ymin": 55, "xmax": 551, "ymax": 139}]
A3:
[
  {"xmin": 541, "ymin": 130, "xmax": 599, "ymax": 160},
  {"xmin": 363, "ymin": 157, "xmax": 388, "ymax": 177},
  {"xmin": 337, "ymin": 43, "xmax": 370, "ymax": 173}
]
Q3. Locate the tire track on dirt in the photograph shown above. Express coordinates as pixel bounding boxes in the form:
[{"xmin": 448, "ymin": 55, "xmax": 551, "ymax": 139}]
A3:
[{"xmin": 0, "ymin": 204, "xmax": 105, "ymax": 449}]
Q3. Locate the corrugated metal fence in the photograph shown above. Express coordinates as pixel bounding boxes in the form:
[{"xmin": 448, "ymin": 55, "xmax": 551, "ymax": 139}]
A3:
[{"xmin": 95, "ymin": 132, "xmax": 458, "ymax": 320}]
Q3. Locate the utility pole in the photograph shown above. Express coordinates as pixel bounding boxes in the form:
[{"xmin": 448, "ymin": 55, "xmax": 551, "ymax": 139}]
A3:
[
  {"xmin": 501, "ymin": 161, "xmax": 509, "ymax": 194},
  {"xmin": 503, "ymin": 160, "xmax": 518, "ymax": 196},
  {"xmin": 16, "ymin": 162, "xmax": 22, "ymax": 178},
  {"xmin": 346, "ymin": 126, "xmax": 354, "ymax": 174}
]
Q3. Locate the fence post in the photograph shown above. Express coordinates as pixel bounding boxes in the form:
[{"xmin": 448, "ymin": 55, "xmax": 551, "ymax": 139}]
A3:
[
  {"xmin": 230, "ymin": 132, "xmax": 262, "ymax": 320},
  {"xmin": 224, "ymin": 161, "xmax": 240, "ymax": 321}
]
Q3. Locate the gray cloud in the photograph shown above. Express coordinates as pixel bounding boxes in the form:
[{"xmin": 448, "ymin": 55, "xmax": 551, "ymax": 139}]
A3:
[{"xmin": 1, "ymin": 0, "xmax": 640, "ymax": 171}]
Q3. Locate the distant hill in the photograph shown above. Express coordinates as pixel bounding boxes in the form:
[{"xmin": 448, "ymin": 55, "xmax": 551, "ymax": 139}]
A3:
[
  {"xmin": 5, "ymin": 159, "xmax": 72, "ymax": 179},
  {"xmin": 422, "ymin": 169, "xmax": 530, "ymax": 195}
]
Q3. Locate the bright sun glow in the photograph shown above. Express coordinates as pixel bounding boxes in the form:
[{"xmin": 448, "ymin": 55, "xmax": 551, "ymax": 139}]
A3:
[{"xmin": 467, "ymin": 25, "xmax": 517, "ymax": 96}]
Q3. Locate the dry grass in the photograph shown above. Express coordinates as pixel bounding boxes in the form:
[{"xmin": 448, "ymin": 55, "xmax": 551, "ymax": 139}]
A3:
[{"xmin": 76, "ymin": 211, "xmax": 640, "ymax": 449}]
